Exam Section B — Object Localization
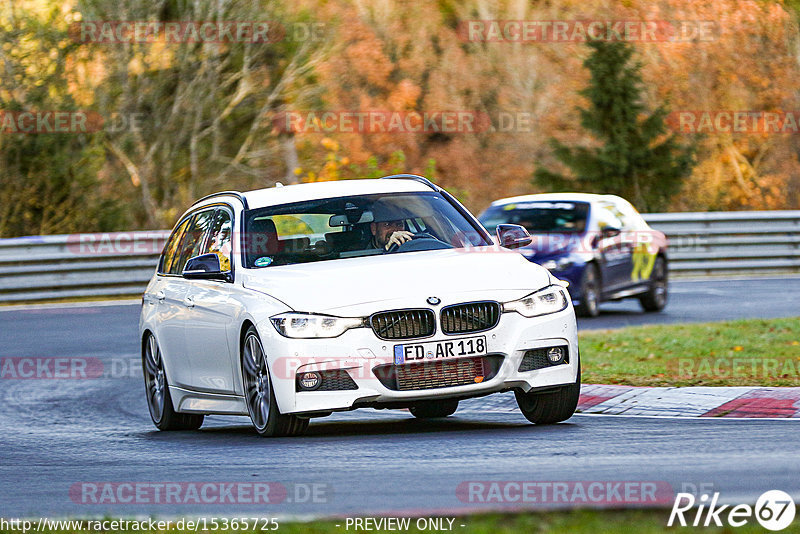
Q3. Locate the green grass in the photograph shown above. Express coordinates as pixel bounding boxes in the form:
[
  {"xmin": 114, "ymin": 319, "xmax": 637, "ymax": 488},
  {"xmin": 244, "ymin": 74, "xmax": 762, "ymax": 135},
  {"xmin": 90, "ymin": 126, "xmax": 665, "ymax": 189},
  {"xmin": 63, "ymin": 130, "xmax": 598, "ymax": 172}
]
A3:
[
  {"xmin": 286, "ymin": 511, "xmax": 800, "ymax": 533},
  {"xmin": 580, "ymin": 317, "xmax": 800, "ymax": 386},
  {"xmin": 4, "ymin": 510, "xmax": 799, "ymax": 534}
]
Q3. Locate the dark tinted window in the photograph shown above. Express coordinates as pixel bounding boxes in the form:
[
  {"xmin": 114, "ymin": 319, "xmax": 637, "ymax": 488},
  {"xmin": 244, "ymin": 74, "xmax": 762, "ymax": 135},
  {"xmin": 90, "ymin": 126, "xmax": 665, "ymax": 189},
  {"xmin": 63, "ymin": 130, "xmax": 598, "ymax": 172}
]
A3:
[
  {"xmin": 170, "ymin": 209, "xmax": 216, "ymax": 275},
  {"xmin": 159, "ymin": 217, "xmax": 191, "ymax": 274},
  {"xmin": 480, "ymin": 201, "xmax": 590, "ymax": 233}
]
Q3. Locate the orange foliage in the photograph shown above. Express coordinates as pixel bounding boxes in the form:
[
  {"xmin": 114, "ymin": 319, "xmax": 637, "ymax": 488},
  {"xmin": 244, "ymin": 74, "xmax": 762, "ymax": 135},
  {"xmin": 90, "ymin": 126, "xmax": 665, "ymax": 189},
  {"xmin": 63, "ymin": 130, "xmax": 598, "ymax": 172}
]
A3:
[{"xmin": 294, "ymin": 0, "xmax": 800, "ymax": 212}]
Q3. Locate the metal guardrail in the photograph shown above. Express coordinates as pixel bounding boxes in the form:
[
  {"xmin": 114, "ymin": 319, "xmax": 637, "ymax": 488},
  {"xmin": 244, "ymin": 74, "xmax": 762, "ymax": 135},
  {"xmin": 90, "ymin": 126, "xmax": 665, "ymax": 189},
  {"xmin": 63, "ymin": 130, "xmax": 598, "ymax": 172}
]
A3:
[
  {"xmin": 0, "ymin": 231, "xmax": 168, "ymax": 303},
  {"xmin": 644, "ymin": 211, "xmax": 800, "ymax": 276},
  {"xmin": 0, "ymin": 211, "xmax": 797, "ymax": 303}
]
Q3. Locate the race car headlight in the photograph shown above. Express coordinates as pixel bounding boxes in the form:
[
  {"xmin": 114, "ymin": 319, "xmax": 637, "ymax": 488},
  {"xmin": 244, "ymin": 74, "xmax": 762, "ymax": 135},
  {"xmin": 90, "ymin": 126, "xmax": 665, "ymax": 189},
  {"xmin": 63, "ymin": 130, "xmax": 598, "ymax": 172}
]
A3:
[
  {"xmin": 270, "ymin": 313, "xmax": 364, "ymax": 338},
  {"xmin": 502, "ymin": 286, "xmax": 569, "ymax": 317}
]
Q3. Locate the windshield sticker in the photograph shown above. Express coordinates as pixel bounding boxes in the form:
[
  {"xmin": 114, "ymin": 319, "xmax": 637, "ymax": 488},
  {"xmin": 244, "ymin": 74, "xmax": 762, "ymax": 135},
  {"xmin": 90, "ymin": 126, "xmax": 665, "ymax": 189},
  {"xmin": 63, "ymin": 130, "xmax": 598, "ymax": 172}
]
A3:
[{"xmin": 254, "ymin": 257, "xmax": 273, "ymax": 267}]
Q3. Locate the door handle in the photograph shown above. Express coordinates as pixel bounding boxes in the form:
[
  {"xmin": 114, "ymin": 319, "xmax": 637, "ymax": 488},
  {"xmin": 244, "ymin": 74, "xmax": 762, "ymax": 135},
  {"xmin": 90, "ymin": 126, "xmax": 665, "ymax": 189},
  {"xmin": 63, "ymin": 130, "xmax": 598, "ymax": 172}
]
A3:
[
  {"xmin": 184, "ymin": 295, "xmax": 195, "ymax": 308},
  {"xmin": 155, "ymin": 290, "xmax": 166, "ymax": 302}
]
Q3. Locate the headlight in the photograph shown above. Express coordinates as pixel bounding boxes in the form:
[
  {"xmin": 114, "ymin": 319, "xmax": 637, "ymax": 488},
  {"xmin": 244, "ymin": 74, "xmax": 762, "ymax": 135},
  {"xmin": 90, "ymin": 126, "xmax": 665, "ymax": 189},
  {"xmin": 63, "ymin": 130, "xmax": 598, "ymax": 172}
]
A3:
[
  {"xmin": 270, "ymin": 313, "xmax": 364, "ymax": 338},
  {"xmin": 540, "ymin": 256, "xmax": 573, "ymax": 271},
  {"xmin": 502, "ymin": 286, "xmax": 569, "ymax": 317}
]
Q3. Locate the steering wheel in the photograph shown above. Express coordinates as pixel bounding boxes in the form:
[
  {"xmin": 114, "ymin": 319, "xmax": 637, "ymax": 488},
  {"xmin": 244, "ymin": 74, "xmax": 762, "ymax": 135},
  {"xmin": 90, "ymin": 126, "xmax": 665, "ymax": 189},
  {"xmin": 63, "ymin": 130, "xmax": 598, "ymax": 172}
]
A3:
[{"xmin": 385, "ymin": 232, "xmax": 445, "ymax": 253}]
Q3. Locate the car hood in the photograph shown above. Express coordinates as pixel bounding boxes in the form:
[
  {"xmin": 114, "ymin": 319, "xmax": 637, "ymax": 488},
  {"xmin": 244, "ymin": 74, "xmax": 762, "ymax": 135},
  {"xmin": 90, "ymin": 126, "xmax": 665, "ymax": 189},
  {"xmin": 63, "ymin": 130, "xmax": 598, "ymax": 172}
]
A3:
[{"xmin": 241, "ymin": 247, "xmax": 551, "ymax": 314}]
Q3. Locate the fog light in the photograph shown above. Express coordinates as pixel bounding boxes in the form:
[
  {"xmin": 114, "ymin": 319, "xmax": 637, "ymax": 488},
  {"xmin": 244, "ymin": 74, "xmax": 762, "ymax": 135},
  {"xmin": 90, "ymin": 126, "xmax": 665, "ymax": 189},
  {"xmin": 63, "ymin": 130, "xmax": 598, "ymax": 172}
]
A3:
[
  {"xmin": 547, "ymin": 347, "xmax": 565, "ymax": 364},
  {"xmin": 298, "ymin": 371, "xmax": 322, "ymax": 391}
]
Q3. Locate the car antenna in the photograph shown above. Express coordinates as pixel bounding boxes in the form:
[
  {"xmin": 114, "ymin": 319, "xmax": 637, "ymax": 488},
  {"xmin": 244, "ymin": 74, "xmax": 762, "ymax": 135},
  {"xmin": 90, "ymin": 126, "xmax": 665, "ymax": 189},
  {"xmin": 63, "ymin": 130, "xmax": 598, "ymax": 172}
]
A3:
[{"xmin": 275, "ymin": 182, "xmax": 284, "ymax": 188}]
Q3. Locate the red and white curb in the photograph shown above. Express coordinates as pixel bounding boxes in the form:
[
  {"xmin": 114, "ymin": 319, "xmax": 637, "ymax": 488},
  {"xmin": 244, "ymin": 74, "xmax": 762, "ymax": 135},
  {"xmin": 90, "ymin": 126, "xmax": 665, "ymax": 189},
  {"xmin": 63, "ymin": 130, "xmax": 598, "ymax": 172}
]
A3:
[
  {"xmin": 578, "ymin": 385, "xmax": 800, "ymax": 418},
  {"xmin": 464, "ymin": 386, "xmax": 800, "ymax": 418}
]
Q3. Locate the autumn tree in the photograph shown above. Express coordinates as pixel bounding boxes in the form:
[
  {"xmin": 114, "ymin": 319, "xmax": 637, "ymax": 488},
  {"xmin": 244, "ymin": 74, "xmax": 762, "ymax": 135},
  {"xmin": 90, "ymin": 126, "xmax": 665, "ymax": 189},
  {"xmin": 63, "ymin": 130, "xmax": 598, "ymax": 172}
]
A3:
[
  {"xmin": 76, "ymin": 0, "xmax": 328, "ymax": 227},
  {"xmin": 0, "ymin": 2, "xmax": 126, "ymax": 237},
  {"xmin": 534, "ymin": 40, "xmax": 696, "ymax": 212}
]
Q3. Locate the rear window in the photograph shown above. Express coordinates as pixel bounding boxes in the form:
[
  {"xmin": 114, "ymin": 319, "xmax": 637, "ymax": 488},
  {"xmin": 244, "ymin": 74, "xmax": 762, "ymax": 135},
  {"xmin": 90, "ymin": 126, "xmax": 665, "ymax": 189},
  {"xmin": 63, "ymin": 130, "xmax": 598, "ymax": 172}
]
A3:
[{"xmin": 480, "ymin": 201, "xmax": 590, "ymax": 233}]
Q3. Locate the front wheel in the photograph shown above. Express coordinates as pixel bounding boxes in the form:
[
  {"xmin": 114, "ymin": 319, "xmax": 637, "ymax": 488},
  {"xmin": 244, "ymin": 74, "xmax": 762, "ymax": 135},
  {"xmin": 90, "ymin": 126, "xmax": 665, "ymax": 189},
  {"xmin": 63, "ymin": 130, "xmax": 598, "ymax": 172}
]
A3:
[
  {"xmin": 142, "ymin": 333, "xmax": 204, "ymax": 431},
  {"xmin": 410, "ymin": 399, "xmax": 459, "ymax": 418},
  {"xmin": 574, "ymin": 264, "xmax": 600, "ymax": 317},
  {"xmin": 639, "ymin": 256, "xmax": 668, "ymax": 312},
  {"xmin": 241, "ymin": 327, "xmax": 308, "ymax": 437},
  {"xmin": 515, "ymin": 361, "xmax": 580, "ymax": 425}
]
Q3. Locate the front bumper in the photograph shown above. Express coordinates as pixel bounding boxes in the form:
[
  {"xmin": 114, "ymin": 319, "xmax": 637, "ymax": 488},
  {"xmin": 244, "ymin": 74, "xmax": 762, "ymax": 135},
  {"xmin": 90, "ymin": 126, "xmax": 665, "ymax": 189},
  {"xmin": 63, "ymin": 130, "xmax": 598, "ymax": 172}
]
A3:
[{"xmin": 258, "ymin": 305, "xmax": 579, "ymax": 415}]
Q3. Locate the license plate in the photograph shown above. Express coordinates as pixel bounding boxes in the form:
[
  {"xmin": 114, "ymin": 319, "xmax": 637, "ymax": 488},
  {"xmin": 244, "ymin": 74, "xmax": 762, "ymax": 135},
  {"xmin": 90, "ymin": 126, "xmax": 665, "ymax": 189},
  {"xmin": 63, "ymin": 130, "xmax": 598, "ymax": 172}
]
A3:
[{"xmin": 393, "ymin": 336, "xmax": 487, "ymax": 364}]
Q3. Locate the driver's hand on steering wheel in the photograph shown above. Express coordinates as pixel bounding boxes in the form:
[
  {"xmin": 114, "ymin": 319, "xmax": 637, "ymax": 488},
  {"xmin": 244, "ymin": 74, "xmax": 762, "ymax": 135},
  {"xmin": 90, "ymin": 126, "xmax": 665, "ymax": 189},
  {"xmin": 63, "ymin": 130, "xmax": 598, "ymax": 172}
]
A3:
[{"xmin": 385, "ymin": 231, "xmax": 414, "ymax": 250}]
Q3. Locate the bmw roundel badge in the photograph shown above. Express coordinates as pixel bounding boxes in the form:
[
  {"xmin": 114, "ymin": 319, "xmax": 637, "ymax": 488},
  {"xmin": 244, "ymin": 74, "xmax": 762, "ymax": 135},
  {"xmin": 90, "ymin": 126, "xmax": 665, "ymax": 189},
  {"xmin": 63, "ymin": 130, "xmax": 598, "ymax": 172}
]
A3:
[{"xmin": 426, "ymin": 296, "xmax": 441, "ymax": 305}]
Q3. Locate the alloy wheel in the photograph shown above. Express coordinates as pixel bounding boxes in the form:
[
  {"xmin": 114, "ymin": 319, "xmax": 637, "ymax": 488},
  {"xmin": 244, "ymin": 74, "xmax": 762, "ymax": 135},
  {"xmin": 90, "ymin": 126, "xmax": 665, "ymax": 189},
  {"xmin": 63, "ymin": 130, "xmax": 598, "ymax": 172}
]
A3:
[
  {"xmin": 143, "ymin": 334, "xmax": 166, "ymax": 423},
  {"xmin": 242, "ymin": 333, "xmax": 271, "ymax": 431}
]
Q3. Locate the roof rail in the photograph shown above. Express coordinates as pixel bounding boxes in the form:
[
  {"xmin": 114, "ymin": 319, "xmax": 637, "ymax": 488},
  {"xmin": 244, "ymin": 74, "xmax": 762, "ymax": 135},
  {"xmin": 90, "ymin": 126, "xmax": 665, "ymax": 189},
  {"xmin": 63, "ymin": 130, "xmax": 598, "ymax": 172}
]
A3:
[
  {"xmin": 381, "ymin": 174, "xmax": 440, "ymax": 192},
  {"xmin": 191, "ymin": 191, "xmax": 249, "ymax": 209}
]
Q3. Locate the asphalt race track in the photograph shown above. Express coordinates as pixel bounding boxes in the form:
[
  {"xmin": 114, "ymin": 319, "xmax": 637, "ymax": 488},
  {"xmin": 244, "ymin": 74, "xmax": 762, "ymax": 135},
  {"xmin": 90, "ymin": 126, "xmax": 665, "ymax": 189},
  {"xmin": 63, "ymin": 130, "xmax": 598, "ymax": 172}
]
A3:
[
  {"xmin": 583, "ymin": 276, "xmax": 800, "ymax": 329},
  {"xmin": 0, "ymin": 276, "xmax": 798, "ymax": 518}
]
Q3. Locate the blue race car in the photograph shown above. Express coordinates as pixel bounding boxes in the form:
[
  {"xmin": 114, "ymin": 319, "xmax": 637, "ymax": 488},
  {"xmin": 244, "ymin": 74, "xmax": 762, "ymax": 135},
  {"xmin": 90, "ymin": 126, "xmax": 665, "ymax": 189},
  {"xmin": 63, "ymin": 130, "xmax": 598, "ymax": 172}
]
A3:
[{"xmin": 479, "ymin": 193, "xmax": 668, "ymax": 317}]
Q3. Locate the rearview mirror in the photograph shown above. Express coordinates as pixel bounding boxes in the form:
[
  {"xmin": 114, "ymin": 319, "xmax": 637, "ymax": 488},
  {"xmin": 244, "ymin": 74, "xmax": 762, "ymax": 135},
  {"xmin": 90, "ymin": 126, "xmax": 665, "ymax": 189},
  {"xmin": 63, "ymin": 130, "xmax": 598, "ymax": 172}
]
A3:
[
  {"xmin": 329, "ymin": 212, "xmax": 374, "ymax": 226},
  {"xmin": 496, "ymin": 224, "xmax": 533, "ymax": 249},
  {"xmin": 182, "ymin": 254, "xmax": 231, "ymax": 282}
]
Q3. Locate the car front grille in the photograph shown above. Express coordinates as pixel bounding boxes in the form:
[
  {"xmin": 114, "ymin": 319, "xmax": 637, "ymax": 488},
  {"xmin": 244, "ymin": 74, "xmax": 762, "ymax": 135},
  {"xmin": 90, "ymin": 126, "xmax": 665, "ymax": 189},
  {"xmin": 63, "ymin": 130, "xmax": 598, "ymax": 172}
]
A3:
[
  {"xmin": 518, "ymin": 346, "xmax": 570, "ymax": 372},
  {"xmin": 441, "ymin": 301, "xmax": 500, "ymax": 334},
  {"xmin": 370, "ymin": 309, "xmax": 435, "ymax": 340},
  {"xmin": 373, "ymin": 355, "xmax": 504, "ymax": 391}
]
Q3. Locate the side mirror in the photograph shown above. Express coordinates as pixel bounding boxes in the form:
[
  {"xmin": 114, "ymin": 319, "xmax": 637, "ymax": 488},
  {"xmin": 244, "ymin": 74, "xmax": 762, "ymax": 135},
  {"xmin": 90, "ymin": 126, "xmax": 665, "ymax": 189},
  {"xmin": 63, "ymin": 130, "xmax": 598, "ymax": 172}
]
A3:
[
  {"xmin": 601, "ymin": 226, "xmax": 621, "ymax": 238},
  {"xmin": 496, "ymin": 224, "xmax": 533, "ymax": 249},
  {"xmin": 183, "ymin": 253, "xmax": 231, "ymax": 282}
]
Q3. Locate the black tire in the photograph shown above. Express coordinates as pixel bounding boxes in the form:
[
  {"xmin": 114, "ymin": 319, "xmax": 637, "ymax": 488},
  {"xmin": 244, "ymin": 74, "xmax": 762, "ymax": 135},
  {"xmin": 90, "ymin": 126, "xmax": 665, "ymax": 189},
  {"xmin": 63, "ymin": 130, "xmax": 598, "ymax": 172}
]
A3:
[
  {"xmin": 639, "ymin": 256, "xmax": 668, "ymax": 312},
  {"xmin": 515, "ymin": 361, "xmax": 581, "ymax": 425},
  {"xmin": 241, "ymin": 326, "xmax": 309, "ymax": 437},
  {"xmin": 142, "ymin": 333, "xmax": 204, "ymax": 431},
  {"xmin": 409, "ymin": 399, "xmax": 459, "ymax": 419},
  {"xmin": 574, "ymin": 264, "xmax": 600, "ymax": 317}
]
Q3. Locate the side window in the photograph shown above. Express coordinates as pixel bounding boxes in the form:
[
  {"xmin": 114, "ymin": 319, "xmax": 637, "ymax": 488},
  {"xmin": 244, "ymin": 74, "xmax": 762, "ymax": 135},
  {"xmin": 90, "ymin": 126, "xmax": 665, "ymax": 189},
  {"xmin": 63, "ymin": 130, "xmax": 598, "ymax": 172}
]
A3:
[
  {"xmin": 595, "ymin": 205, "xmax": 624, "ymax": 231},
  {"xmin": 170, "ymin": 209, "xmax": 216, "ymax": 275},
  {"xmin": 159, "ymin": 218, "xmax": 191, "ymax": 274},
  {"xmin": 203, "ymin": 209, "xmax": 233, "ymax": 272}
]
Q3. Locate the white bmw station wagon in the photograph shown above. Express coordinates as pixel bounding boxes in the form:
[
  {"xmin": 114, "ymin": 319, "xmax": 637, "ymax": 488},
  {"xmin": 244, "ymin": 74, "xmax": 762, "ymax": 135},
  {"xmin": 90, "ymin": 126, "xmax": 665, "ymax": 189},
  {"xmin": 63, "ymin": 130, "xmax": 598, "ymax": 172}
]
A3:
[{"xmin": 140, "ymin": 175, "xmax": 580, "ymax": 436}]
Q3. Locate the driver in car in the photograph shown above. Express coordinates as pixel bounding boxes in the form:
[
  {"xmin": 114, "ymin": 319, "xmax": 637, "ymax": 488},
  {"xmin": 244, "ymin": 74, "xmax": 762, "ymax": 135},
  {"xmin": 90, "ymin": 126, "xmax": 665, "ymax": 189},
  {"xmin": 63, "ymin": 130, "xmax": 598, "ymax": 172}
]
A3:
[{"xmin": 369, "ymin": 200, "xmax": 414, "ymax": 251}]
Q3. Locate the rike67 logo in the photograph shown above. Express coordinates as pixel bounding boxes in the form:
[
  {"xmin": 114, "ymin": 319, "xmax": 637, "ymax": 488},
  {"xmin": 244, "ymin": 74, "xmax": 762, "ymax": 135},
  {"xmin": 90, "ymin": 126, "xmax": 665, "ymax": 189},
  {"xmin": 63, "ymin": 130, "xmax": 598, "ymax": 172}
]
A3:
[{"xmin": 669, "ymin": 490, "xmax": 796, "ymax": 531}]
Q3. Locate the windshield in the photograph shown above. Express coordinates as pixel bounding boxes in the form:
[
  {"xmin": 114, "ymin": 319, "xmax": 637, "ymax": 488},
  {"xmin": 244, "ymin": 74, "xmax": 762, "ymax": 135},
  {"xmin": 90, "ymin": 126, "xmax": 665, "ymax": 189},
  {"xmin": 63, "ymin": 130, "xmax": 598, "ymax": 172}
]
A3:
[
  {"xmin": 243, "ymin": 191, "xmax": 490, "ymax": 268},
  {"xmin": 479, "ymin": 201, "xmax": 590, "ymax": 234}
]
